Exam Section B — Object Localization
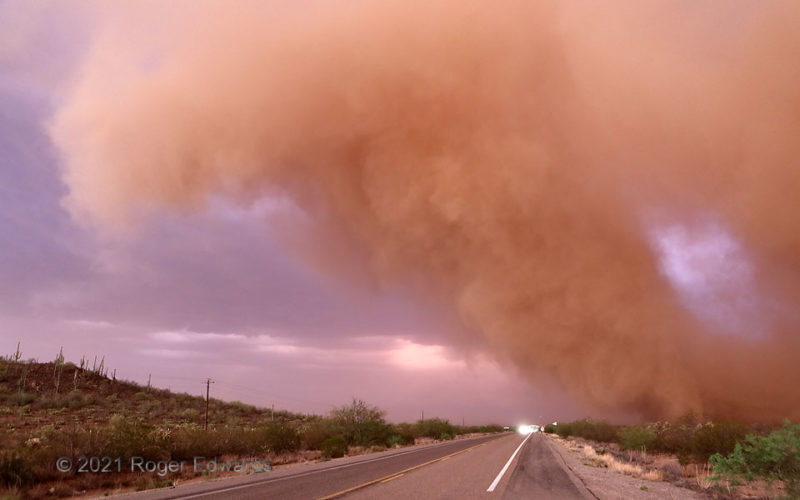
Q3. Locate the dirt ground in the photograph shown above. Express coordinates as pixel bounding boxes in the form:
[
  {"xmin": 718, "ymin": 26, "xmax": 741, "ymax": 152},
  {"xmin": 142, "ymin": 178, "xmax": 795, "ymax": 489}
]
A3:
[{"xmin": 546, "ymin": 435, "xmax": 710, "ymax": 500}]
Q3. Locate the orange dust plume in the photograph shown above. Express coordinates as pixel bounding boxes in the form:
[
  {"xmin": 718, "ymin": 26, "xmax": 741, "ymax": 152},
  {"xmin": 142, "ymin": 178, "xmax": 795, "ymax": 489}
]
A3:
[{"xmin": 51, "ymin": 0, "xmax": 800, "ymax": 421}]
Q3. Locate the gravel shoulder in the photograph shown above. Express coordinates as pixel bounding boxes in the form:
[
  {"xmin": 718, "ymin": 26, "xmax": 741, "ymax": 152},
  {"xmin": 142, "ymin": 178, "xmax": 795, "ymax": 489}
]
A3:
[{"xmin": 544, "ymin": 434, "xmax": 710, "ymax": 500}]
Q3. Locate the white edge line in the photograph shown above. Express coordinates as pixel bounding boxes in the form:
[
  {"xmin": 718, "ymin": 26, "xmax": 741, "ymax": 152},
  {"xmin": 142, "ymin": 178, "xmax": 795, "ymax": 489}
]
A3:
[{"xmin": 486, "ymin": 432, "xmax": 533, "ymax": 492}]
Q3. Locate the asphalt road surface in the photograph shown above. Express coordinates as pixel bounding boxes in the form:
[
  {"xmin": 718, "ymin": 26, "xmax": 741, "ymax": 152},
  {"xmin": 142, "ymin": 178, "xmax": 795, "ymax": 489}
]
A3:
[{"xmin": 115, "ymin": 433, "xmax": 593, "ymax": 500}]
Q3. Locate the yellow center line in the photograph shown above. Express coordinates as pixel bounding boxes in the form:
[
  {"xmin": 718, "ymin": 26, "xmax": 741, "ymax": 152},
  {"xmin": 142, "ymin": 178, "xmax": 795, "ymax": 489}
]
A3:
[
  {"xmin": 316, "ymin": 439, "xmax": 492, "ymax": 499},
  {"xmin": 380, "ymin": 473, "xmax": 404, "ymax": 483}
]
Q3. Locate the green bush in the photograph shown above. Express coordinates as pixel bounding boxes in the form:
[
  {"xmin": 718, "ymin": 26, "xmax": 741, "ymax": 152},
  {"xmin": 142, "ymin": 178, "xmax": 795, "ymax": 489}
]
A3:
[
  {"xmin": 393, "ymin": 423, "xmax": 416, "ymax": 445},
  {"xmin": 481, "ymin": 425, "xmax": 505, "ymax": 433},
  {"xmin": 692, "ymin": 421, "xmax": 747, "ymax": 462},
  {"xmin": 260, "ymin": 425, "xmax": 300, "ymax": 454},
  {"xmin": 456, "ymin": 424, "xmax": 504, "ymax": 435},
  {"xmin": 544, "ymin": 424, "xmax": 556, "ymax": 434},
  {"xmin": 554, "ymin": 420, "xmax": 617, "ymax": 442},
  {"xmin": 180, "ymin": 408, "xmax": 201, "ymax": 423},
  {"xmin": 208, "ymin": 427, "xmax": 250, "ymax": 456},
  {"xmin": 330, "ymin": 399, "xmax": 388, "ymax": 446},
  {"xmin": 438, "ymin": 433, "xmax": 453, "ymax": 441},
  {"xmin": 386, "ymin": 435, "xmax": 405, "ymax": 448},
  {"xmin": 359, "ymin": 420, "xmax": 394, "ymax": 447},
  {"xmin": 301, "ymin": 419, "xmax": 337, "ymax": 450},
  {"xmin": 321, "ymin": 436, "xmax": 348, "ymax": 459},
  {"xmin": 169, "ymin": 425, "xmax": 216, "ymax": 461},
  {"xmin": 414, "ymin": 419, "xmax": 455, "ymax": 439},
  {"xmin": 651, "ymin": 414, "xmax": 696, "ymax": 457},
  {"xmin": 619, "ymin": 426, "xmax": 657, "ymax": 451},
  {"xmin": 106, "ymin": 416, "xmax": 168, "ymax": 461},
  {"xmin": 711, "ymin": 421, "xmax": 800, "ymax": 498}
]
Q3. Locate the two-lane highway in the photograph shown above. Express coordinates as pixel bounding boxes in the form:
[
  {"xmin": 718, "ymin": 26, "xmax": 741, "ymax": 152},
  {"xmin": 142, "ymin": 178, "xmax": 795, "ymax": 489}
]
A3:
[{"xmin": 114, "ymin": 433, "xmax": 592, "ymax": 500}]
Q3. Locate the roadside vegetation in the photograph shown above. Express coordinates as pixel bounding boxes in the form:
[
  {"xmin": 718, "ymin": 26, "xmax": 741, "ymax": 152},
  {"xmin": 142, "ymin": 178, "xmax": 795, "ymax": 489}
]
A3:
[
  {"xmin": 544, "ymin": 416, "xmax": 800, "ymax": 498},
  {"xmin": 711, "ymin": 420, "xmax": 800, "ymax": 499},
  {"xmin": 0, "ymin": 348, "xmax": 504, "ymax": 499}
]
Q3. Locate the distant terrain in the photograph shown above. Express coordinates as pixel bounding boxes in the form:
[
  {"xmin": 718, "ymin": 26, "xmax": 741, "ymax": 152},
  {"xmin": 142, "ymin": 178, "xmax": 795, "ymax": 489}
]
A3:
[{"xmin": 0, "ymin": 350, "xmax": 503, "ymax": 499}]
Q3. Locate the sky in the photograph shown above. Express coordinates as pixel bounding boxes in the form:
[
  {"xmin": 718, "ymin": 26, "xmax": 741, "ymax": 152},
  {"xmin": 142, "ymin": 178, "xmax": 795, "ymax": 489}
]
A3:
[
  {"xmin": 2, "ymin": 0, "xmax": 800, "ymax": 424},
  {"xmin": 0, "ymin": 64, "xmax": 573, "ymax": 424},
  {"xmin": 0, "ymin": 1, "xmax": 583, "ymax": 425}
]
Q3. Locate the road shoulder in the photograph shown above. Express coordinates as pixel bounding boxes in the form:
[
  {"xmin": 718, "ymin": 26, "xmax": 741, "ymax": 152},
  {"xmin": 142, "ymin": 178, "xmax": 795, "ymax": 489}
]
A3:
[{"xmin": 545, "ymin": 435, "xmax": 709, "ymax": 500}]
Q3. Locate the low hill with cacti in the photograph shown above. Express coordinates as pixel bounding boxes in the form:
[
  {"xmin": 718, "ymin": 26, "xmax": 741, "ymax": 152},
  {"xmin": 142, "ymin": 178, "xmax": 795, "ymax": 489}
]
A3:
[
  {"xmin": 1, "ymin": 352, "xmax": 302, "ymax": 434},
  {"xmin": 0, "ymin": 350, "xmax": 505, "ymax": 499}
]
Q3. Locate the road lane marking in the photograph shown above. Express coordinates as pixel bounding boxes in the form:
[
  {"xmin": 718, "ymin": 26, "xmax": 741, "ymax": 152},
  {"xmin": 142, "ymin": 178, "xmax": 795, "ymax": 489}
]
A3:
[
  {"xmin": 171, "ymin": 438, "xmax": 492, "ymax": 499},
  {"xmin": 317, "ymin": 440, "xmax": 491, "ymax": 499},
  {"xmin": 486, "ymin": 433, "xmax": 533, "ymax": 492},
  {"xmin": 380, "ymin": 473, "xmax": 404, "ymax": 483}
]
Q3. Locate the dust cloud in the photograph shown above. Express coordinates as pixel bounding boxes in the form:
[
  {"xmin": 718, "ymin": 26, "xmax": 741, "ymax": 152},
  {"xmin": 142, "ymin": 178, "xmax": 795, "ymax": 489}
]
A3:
[{"xmin": 51, "ymin": 0, "xmax": 800, "ymax": 421}]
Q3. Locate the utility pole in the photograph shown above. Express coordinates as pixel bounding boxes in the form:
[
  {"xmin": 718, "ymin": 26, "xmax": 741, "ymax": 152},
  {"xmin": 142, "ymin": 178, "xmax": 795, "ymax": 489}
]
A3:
[
  {"xmin": 204, "ymin": 378, "xmax": 215, "ymax": 431},
  {"xmin": 271, "ymin": 402, "xmax": 274, "ymax": 422},
  {"xmin": 421, "ymin": 410, "xmax": 424, "ymax": 421}
]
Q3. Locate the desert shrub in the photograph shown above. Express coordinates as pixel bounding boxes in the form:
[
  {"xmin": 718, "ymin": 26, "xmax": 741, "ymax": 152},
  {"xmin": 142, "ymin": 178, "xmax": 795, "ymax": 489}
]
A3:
[
  {"xmin": 558, "ymin": 420, "xmax": 618, "ymax": 442},
  {"xmin": 651, "ymin": 414, "xmax": 697, "ymax": 457},
  {"xmin": 457, "ymin": 424, "xmax": 503, "ymax": 435},
  {"xmin": 321, "ymin": 436, "xmax": 348, "ymax": 459},
  {"xmin": 359, "ymin": 420, "xmax": 394, "ymax": 447},
  {"xmin": 330, "ymin": 399, "xmax": 388, "ymax": 446},
  {"xmin": 106, "ymin": 416, "xmax": 168, "ymax": 461},
  {"xmin": 692, "ymin": 421, "xmax": 748, "ymax": 461},
  {"xmin": 0, "ymin": 450, "xmax": 34, "ymax": 488},
  {"xmin": 66, "ymin": 392, "xmax": 92, "ymax": 409},
  {"xmin": 30, "ymin": 394, "xmax": 61, "ymax": 410},
  {"xmin": 169, "ymin": 426, "xmax": 216, "ymax": 460},
  {"xmin": 481, "ymin": 425, "xmax": 505, "ymax": 433},
  {"xmin": 138, "ymin": 400, "xmax": 165, "ymax": 419},
  {"xmin": 711, "ymin": 421, "xmax": 800, "ymax": 498},
  {"xmin": 217, "ymin": 428, "xmax": 250, "ymax": 455},
  {"xmin": 259, "ymin": 425, "xmax": 300, "ymax": 454},
  {"xmin": 586, "ymin": 422, "xmax": 618, "ymax": 442},
  {"xmin": 9, "ymin": 392, "xmax": 35, "ymax": 406},
  {"xmin": 31, "ymin": 425, "xmax": 111, "ymax": 481},
  {"xmin": 386, "ymin": 435, "xmax": 405, "ymax": 448},
  {"xmin": 134, "ymin": 477, "xmax": 173, "ymax": 491},
  {"xmin": 393, "ymin": 423, "xmax": 416, "ymax": 445},
  {"xmin": 132, "ymin": 392, "xmax": 151, "ymax": 402},
  {"xmin": 170, "ymin": 425, "xmax": 273, "ymax": 459},
  {"xmin": 301, "ymin": 419, "xmax": 337, "ymax": 450},
  {"xmin": 438, "ymin": 433, "xmax": 453, "ymax": 441},
  {"xmin": 557, "ymin": 420, "xmax": 617, "ymax": 442},
  {"xmin": 179, "ymin": 408, "xmax": 201, "ymax": 423},
  {"xmin": 544, "ymin": 424, "xmax": 556, "ymax": 434},
  {"xmin": 619, "ymin": 426, "xmax": 657, "ymax": 451},
  {"xmin": 554, "ymin": 423, "xmax": 571, "ymax": 437},
  {"xmin": 414, "ymin": 419, "xmax": 455, "ymax": 439}
]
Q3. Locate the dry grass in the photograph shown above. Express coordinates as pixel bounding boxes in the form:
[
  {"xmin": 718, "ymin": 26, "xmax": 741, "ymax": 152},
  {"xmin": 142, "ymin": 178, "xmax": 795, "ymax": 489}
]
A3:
[
  {"xmin": 651, "ymin": 456, "xmax": 682, "ymax": 479},
  {"xmin": 581, "ymin": 444, "xmax": 663, "ymax": 481},
  {"xmin": 641, "ymin": 469, "xmax": 664, "ymax": 481},
  {"xmin": 692, "ymin": 464, "xmax": 714, "ymax": 490},
  {"xmin": 269, "ymin": 450, "xmax": 321, "ymax": 466}
]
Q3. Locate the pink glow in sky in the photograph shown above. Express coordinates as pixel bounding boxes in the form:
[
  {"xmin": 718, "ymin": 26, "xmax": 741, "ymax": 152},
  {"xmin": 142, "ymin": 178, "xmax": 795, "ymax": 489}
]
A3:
[{"xmin": 3, "ymin": 0, "xmax": 800, "ymax": 424}]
